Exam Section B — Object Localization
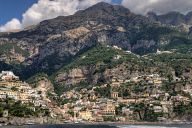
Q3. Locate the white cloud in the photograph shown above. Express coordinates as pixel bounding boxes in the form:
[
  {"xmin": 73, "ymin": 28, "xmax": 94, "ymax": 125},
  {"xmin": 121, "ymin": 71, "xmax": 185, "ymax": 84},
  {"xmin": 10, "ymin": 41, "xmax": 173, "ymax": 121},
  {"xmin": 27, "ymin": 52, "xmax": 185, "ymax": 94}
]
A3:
[
  {"xmin": 0, "ymin": 18, "xmax": 21, "ymax": 32},
  {"xmin": 0, "ymin": 0, "xmax": 110, "ymax": 32},
  {"xmin": 1, "ymin": 0, "xmax": 192, "ymax": 32},
  {"xmin": 121, "ymin": 0, "xmax": 192, "ymax": 15}
]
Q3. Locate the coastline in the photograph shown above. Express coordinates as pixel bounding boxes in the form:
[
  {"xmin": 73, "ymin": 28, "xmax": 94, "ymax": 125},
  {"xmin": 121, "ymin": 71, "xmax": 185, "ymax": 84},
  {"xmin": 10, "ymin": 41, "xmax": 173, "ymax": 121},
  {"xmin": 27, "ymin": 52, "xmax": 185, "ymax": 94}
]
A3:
[
  {"xmin": 84, "ymin": 121, "xmax": 192, "ymax": 125},
  {"xmin": 2, "ymin": 121, "xmax": 192, "ymax": 128},
  {"xmin": 1, "ymin": 116, "xmax": 192, "ymax": 127}
]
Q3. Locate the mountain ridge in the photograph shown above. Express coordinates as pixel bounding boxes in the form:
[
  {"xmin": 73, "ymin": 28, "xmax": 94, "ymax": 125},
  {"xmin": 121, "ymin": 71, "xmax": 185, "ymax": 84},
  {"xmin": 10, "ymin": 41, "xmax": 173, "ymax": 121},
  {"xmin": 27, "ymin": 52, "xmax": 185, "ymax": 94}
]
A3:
[
  {"xmin": 0, "ymin": 2, "xmax": 191, "ymax": 79},
  {"xmin": 147, "ymin": 11, "xmax": 192, "ymax": 27}
]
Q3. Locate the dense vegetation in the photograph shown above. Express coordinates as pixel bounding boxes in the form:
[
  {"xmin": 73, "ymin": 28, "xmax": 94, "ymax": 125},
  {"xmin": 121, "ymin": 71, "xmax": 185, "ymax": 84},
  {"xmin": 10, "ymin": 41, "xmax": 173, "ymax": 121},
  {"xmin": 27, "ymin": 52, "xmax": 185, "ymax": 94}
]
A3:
[{"xmin": 27, "ymin": 73, "xmax": 49, "ymax": 88}]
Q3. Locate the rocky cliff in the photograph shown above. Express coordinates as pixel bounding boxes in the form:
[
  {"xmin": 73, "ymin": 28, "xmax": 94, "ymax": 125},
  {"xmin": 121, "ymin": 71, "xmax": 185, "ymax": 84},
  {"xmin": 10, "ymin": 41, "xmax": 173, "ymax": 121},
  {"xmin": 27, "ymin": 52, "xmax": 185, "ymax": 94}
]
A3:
[{"xmin": 0, "ymin": 2, "xmax": 191, "ymax": 80}]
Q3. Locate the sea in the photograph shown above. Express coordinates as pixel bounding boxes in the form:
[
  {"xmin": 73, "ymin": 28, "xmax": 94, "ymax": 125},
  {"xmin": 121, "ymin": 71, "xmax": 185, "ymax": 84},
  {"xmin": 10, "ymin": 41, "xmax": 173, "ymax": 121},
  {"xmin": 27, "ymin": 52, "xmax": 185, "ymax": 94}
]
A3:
[
  {"xmin": 117, "ymin": 124, "xmax": 192, "ymax": 128},
  {"xmin": 2, "ymin": 124, "xmax": 192, "ymax": 128}
]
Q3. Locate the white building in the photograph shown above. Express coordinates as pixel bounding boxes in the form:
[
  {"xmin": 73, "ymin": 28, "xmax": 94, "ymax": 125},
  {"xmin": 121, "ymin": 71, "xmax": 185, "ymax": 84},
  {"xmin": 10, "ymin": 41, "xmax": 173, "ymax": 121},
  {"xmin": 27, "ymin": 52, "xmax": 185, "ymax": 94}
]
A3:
[{"xmin": 0, "ymin": 71, "xmax": 19, "ymax": 81}]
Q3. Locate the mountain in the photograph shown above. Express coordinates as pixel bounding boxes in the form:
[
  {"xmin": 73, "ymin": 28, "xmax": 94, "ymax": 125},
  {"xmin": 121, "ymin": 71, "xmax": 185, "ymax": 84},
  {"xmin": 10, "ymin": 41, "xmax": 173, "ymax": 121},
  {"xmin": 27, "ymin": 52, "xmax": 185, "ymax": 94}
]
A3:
[
  {"xmin": 147, "ymin": 11, "xmax": 192, "ymax": 32},
  {"xmin": 147, "ymin": 11, "xmax": 192, "ymax": 25},
  {"xmin": 1, "ymin": 2, "xmax": 192, "ymax": 122},
  {"xmin": 0, "ymin": 2, "xmax": 191, "ymax": 79},
  {"xmin": 147, "ymin": 11, "xmax": 185, "ymax": 25},
  {"xmin": 186, "ymin": 11, "xmax": 192, "ymax": 24}
]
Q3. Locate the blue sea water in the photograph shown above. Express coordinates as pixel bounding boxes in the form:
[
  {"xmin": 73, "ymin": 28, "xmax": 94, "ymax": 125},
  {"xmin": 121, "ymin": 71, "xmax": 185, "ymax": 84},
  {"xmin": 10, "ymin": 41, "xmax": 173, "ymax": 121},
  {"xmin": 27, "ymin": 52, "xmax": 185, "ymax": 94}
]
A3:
[
  {"xmin": 2, "ymin": 124, "xmax": 117, "ymax": 128},
  {"xmin": 117, "ymin": 124, "xmax": 192, "ymax": 128},
  {"xmin": 2, "ymin": 124, "xmax": 192, "ymax": 128}
]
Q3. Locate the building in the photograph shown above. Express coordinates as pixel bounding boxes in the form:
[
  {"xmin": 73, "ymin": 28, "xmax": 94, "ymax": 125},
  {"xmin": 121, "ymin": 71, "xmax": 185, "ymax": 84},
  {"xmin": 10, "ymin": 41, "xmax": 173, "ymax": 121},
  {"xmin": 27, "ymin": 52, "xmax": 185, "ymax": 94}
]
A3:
[
  {"xmin": 153, "ymin": 106, "xmax": 163, "ymax": 113},
  {"xmin": 19, "ymin": 93, "xmax": 30, "ymax": 101},
  {"xmin": 0, "ymin": 81, "xmax": 23, "ymax": 88},
  {"xmin": 94, "ymin": 115, "xmax": 104, "ymax": 122},
  {"xmin": 102, "ymin": 100, "xmax": 116, "ymax": 116},
  {"xmin": 111, "ymin": 92, "xmax": 119, "ymax": 99},
  {"xmin": 161, "ymin": 101, "xmax": 173, "ymax": 114},
  {"xmin": 122, "ymin": 107, "xmax": 134, "ymax": 116},
  {"xmin": 0, "ymin": 71, "xmax": 42, "ymax": 103},
  {"xmin": 89, "ymin": 93, "xmax": 97, "ymax": 101},
  {"xmin": 79, "ymin": 110, "xmax": 93, "ymax": 121},
  {"xmin": 0, "ymin": 71, "xmax": 19, "ymax": 81},
  {"xmin": 111, "ymin": 77, "xmax": 123, "ymax": 87},
  {"xmin": 118, "ymin": 98, "xmax": 136, "ymax": 104},
  {"xmin": 0, "ymin": 90, "xmax": 19, "ymax": 100}
]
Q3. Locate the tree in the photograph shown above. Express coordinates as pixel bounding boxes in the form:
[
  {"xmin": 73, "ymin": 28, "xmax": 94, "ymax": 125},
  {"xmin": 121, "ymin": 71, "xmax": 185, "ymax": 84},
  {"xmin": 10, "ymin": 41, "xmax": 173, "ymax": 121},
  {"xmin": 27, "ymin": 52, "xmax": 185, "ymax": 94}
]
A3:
[
  {"xmin": 115, "ymin": 104, "xmax": 126, "ymax": 115},
  {"xmin": 68, "ymin": 110, "xmax": 74, "ymax": 117},
  {"xmin": 144, "ymin": 107, "xmax": 161, "ymax": 122},
  {"xmin": 11, "ymin": 87, "xmax": 18, "ymax": 91},
  {"xmin": 0, "ymin": 107, "xmax": 3, "ymax": 117},
  {"xmin": 132, "ymin": 103, "xmax": 145, "ymax": 120}
]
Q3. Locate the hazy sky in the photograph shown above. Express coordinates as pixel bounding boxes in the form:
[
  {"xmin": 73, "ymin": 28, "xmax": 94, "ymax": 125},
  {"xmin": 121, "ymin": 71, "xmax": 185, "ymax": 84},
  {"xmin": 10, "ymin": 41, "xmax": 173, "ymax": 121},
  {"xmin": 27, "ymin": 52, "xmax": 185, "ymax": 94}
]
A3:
[
  {"xmin": 0, "ymin": 0, "xmax": 191, "ymax": 32},
  {"xmin": 122, "ymin": 0, "xmax": 192, "ymax": 15}
]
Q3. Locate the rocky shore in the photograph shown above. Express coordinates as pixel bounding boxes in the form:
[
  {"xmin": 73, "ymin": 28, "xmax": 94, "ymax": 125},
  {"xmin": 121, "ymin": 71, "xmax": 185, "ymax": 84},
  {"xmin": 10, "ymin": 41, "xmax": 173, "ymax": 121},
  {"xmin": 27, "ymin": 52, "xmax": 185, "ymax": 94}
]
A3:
[
  {"xmin": 1, "ymin": 117, "xmax": 192, "ymax": 128},
  {"xmin": 0, "ymin": 117, "xmax": 63, "ymax": 126},
  {"xmin": 2, "ymin": 124, "xmax": 117, "ymax": 128}
]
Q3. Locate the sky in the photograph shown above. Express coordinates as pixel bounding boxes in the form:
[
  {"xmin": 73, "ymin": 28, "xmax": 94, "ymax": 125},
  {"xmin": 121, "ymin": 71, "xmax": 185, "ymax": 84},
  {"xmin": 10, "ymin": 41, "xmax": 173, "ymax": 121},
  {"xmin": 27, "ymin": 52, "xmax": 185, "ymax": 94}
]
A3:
[
  {"xmin": 0, "ymin": 0, "xmax": 121, "ymax": 26},
  {"xmin": 0, "ymin": 0, "xmax": 37, "ymax": 25},
  {"xmin": 0, "ymin": 0, "xmax": 192, "ymax": 32}
]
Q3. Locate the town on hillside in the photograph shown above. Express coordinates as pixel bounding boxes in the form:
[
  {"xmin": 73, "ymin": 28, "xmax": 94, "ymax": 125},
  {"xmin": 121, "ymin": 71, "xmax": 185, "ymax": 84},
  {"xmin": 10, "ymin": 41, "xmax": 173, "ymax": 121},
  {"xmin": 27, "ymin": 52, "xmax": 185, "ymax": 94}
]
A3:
[
  {"xmin": 0, "ymin": 71, "xmax": 57, "ymax": 125},
  {"xmin": 56, "ymin": 74, "xmax": 192, "ymax": 123},
  {"xmin": 0, "ymin": 70, "xmax": 192, "ymax": 125},
  {"xmin": 0, "ymin": 71, "xmax": 48, "ymax": 106}
]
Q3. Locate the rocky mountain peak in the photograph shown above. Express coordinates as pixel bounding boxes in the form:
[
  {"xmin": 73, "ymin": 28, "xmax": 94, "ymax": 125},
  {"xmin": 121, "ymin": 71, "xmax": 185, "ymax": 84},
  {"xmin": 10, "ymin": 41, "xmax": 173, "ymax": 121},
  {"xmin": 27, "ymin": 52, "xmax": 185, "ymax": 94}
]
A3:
[
  {"xmin": 186, "ymin": 11, "xmax": 192, "ymax": 24},
  {"xmin": 147, "ymin": 11, "xmax": 158, "ymax": 21},
  {"xmin": 75, "ymin": 2, "xmax": 131, "ymax": 18},
  {"xmin": 157, "ymin": 11, "xmax": 185, "ymax": 26},
  {"xmin": 1, "ymin": 2, "xmax": 137, "ymax": 40},
  {"xmin": 186, "ymin": 11, "xmax": 192, "ymax": 18},
  {"xmin": 147, "ymin": 11, "xmax": 192, "ymax": 26}
]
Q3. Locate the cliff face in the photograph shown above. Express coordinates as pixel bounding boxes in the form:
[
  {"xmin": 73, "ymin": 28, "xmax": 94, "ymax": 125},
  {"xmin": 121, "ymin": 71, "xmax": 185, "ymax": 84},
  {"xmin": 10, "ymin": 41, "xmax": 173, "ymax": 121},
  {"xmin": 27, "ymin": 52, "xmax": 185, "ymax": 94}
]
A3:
[
  {"xmin": 0, "ymin": 2, "xmax": 191, "ymax": 79},
  {"xmin": 55, "ymin": 64, "xmax": 129, "ymax": 86},
  {"xmin": 56, "ymin": 67, "xmax": 89, "ymax": 85}
]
